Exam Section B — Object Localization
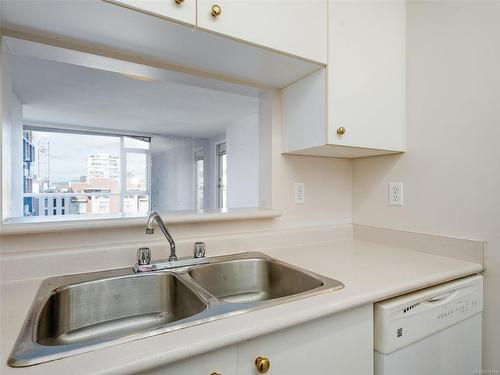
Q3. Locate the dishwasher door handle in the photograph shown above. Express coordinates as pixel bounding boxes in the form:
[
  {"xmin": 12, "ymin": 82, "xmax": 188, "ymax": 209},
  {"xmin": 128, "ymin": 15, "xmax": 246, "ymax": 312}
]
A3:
[{"xmin": 425, "ymin": 290, "xmax": 458, "ymax": 303}]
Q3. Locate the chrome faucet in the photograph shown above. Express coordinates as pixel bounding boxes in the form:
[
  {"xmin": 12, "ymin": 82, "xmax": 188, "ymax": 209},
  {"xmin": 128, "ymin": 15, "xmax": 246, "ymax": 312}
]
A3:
[
  {"xmin": 133, "ymin": 213, "xmax": 209, "ymax": 273},
  {"xmin": 146, "ymin": 212, "xmax": 177, "ymax": 261}
]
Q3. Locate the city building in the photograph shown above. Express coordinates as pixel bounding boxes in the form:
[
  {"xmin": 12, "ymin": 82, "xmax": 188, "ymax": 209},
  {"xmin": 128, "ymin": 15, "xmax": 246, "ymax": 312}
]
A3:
[
  {"xmin": 38, "ymin": 195, "xmax": 67, "ymax": 217},
  {"xmin": 22, "ymin": 130, "xmax": 38, "ymax": 216},
  {"xmin": 69, "ymin": 178, "xmax": 120, "ymax": 215},
  {"xmin": 34, "ymin": 137, "xmax": 50, "ymax": 193},
  {"xmin": 87, "ymin": 154, "xmax": 119, "ymax": 180}
]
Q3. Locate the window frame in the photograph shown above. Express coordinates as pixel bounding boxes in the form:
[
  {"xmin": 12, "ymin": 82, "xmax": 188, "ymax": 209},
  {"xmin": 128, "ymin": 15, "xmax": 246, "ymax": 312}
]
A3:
[
  {"xmin": 21, "ymin": 126, "xmax": 151, "ymax": 218},
  {"xmin": 215, "ymin": 141, "xmax": 227, "ymax": 210},
  {"xmin": 193, "ymin": 148, "xmax": 204, "ymax": 210},
  {"xmin": 122, "ymin": 140, "xmax": 151, "ymax": 214}
]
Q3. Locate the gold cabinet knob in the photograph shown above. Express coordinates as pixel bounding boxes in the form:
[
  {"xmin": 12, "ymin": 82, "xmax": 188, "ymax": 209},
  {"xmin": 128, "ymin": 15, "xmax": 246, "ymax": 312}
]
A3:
[
  {"xmin": 255, "ymin": 356, "xmax": 270, "ymax": 373},
  {"xmin": 174, "ymin": 0, "xmax": 184, "ymax": 4},
  {"xmin": 211, "ymin": 4, "xmax": 222, "ymax": 17},
  {"xmin": 336, "ymin": 126, "xmax": 346, "ymax": 136},
  {"xmin": 210, "ymin": 372, "xmax": 222, "ymax": 375}
]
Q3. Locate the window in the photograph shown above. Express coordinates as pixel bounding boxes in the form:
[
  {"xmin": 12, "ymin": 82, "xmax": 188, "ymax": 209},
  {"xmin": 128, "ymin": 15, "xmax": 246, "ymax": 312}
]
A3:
[
  {"xmin": 123, "ymin": 140, "xmax": 150, "ymax": 214},
  {"xmin": 194, "ymin": 149, "xmax": 204, "ymax": 210},
  {"xmin": 126, "ymin": 152, "xmax": 147, "ymax": 191},
  {"xmin": 21, "ymin": 127, "xmax": 151, "ymax": 218},
  {"xmin": 216, "ymin": 142, "xmax": 227, "ymax": 209}
]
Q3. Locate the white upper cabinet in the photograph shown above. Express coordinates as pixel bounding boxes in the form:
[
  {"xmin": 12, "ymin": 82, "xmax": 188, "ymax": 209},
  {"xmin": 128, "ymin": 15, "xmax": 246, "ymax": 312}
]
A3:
[
  {"xmin": 283, "ymin": 0, "xmax": 406, "ymax": 158},
  {"xmin": 107, "ymin": 0, "xmax": 196, "ymax": 26},
  {"xmin": 197, "ymin": 0, "xmax": 328, "ymax": 64},
  {"xmin": 328, "ymin": 0, "xmax": 405, "ymax": 152},
  {"xmin": 106, "ymin": 0, "xmax": 327, "ymax": 63}
]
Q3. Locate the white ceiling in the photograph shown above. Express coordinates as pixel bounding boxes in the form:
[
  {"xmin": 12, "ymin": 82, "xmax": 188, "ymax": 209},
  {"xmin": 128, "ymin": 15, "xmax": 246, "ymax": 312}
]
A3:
[{"xmin": 12, "ymin": 54, "xmax": 259, "ymax": 138}]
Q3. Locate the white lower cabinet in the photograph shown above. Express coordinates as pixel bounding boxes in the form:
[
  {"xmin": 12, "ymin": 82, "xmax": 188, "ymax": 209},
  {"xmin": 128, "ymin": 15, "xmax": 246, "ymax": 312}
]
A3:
[
  {"xmin": 142, "ymin": 346, "xmax": 237, "ymax": 375},
  {"xmin": 237, "ymin": 304, "xmax": 373, "ymax": 375},
  {"xmin": 142, "ymin": 304, "xmax": 373, "ymax": 375}
]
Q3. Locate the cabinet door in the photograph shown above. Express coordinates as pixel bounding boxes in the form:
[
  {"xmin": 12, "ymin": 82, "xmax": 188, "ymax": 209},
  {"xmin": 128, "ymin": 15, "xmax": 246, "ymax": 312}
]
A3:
[
  {"xmin": 236, "ymin": 304, "xmax": 373, "ymax": 375},
  {"xmin": 327, "ymin": 0, "xmax": 405, "ymax": 151},
  {"xmin": 141, "ymin": 346, "xmax": 237, "ymax": 375},
  {"xmin": 108, "ymin": 0, "xmax": 196, "ymax": 26},
  {"xmin": 197, "ymin": 0, "xmax": 327, "ymax": 64}
]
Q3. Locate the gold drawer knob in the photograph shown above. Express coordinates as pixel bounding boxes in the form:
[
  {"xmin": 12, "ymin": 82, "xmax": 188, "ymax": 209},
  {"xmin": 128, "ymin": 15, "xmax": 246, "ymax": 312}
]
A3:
[
  {"xmin": 210, "ymin": 372, "xmax": 222, "ymax": 375},
  {"xmin": 211, "ymin": 4, "xmax": 222, "ymax": 17},
  {"xmin": 336, "ymin": 126, "xmax": 346, "ymax": 136},
  {"xmin": 255, "ymin": 356, "xmax": 270, "ymax": 373},
  {"xmin": 174, "ymin": 0, "xmax": 184, "ymax": 4}
]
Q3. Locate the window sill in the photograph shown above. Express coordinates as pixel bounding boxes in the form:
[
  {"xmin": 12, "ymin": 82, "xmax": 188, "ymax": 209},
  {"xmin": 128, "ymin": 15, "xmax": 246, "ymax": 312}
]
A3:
[{"xmin": 0, "ymin": 208, "xmax": 281, "ymax": 235}]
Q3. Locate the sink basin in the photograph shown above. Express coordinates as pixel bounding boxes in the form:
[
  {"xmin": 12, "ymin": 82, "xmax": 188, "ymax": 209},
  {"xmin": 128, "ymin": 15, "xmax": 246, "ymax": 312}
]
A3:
[
  {"xmin": 37, "ymin": 273, "xmax": 207, "ymax": 346},
  {"xmin": 9, "ymin": 252, "xmax": 343, "ymax": 367},
  {"xmin": 188, "ymin": 258, "xmax": 324, "ymax": 303}
]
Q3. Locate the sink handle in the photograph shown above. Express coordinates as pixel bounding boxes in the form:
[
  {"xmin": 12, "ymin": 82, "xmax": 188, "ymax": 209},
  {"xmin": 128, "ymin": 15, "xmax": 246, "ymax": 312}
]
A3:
[
  {"xmin": 137, "ymin": 247, "xmax": 151, "ymax": 265},
  {"xmin": 194, "ymin": 242, "xmax": 206, "ymax": 258}
]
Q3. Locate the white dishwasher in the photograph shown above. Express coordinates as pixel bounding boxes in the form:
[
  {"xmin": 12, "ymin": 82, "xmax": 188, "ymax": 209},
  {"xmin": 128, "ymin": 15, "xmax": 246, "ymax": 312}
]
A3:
[{"xmin": 374, "ymin": 274, "xmax": 483, "ymax": 375}]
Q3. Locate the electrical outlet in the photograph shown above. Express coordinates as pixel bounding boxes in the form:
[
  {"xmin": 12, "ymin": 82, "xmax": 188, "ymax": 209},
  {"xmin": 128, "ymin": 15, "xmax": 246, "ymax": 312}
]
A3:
[
  {"xmin": 294, "ymin": 182, "xmax": 305, "ymax": 204},
  {"xmin": 389, "ymin": 182, "xmax": 403, "ymax": 206}
]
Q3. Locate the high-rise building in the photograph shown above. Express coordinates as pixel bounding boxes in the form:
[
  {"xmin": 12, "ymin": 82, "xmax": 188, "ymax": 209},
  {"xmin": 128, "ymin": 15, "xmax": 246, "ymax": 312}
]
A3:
[
  {"xmin": 23, "ymin": 130, "xmax": 39, "ymax": 216},
  {"xmin": 87, "ymin": 154, "xmax": 120, "ymax": 180},
  {"xmin": 34, "ymin": 137, "xmax": 50, "ymax": 192}
]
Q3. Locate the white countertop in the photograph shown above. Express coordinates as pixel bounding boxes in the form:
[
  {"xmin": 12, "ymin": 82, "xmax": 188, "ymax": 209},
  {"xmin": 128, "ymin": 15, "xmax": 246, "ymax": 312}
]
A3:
[{"xmin": 0, "ymin": 240, "xmax": 483, "ymax": 375}]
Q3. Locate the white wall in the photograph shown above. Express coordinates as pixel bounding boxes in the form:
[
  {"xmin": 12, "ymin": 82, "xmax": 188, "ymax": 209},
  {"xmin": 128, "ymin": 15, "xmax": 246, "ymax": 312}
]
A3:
[
  {"xmin": 1, "ymin": 42, "xmax": 24, "ymax": 219},
  {"xmin": 226, "ymin": 113, "xmax": 259, "ymax": 208},
  {"xmin": 0, "ymin": 39, "xmax": 4, "ymax": 221},
  {"xmin": 9, "ymin": 93, "xmax": 23, "ymax": 217},
  {"xmin": 150, "ymin": 135, "xmax": 208, "ymax": 212},
  {"xmin": 2, "ymin": 90, "xmax": 353, "ymax": 250},
  {"xmin": 353, "ymin": 2, "xmax": 500, "ymax": 371},
  {"xmin": 207, "ymin": 133, "xmax": 226, "ymax": 210},
  {"xmin": 1, "ymin": 40, "xmax": 12, "ymax": 221}
]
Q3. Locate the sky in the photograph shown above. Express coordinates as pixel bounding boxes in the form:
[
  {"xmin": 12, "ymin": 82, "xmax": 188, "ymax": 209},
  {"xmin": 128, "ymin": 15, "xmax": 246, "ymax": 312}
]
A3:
[{"xmin": 32, "ymin": 131, "xmax": 120, "ymax": 183}]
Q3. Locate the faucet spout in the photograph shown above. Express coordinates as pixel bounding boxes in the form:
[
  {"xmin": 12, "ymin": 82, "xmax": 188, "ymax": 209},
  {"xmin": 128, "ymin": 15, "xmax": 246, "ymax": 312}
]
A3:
[{"xmin": 146, "ymin": 212, "xmax": 177, "ymax": 261}]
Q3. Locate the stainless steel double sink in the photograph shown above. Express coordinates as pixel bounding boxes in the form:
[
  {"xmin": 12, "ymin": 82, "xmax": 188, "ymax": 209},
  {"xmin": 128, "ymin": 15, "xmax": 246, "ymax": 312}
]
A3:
[{"xmin": 9, "ymin": 252, "xmax": 344, "ymax": 367}]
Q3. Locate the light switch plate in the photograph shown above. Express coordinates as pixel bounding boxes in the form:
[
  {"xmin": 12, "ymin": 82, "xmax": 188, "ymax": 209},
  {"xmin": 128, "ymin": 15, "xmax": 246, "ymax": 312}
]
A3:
[{"xmin": 389, "ymin": 182, "xmax": 403, "ymax": 206}]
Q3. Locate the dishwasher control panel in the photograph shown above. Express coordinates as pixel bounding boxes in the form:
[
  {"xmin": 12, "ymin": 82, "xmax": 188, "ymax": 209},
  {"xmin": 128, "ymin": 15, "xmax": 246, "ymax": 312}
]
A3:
[
  {"xmin": 374, "ymin": 275, "xmax": 483, "ymax": 354},
  {"xmin": 437, "ymin": 294, "xmax": 481, "ymax": 320}
]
